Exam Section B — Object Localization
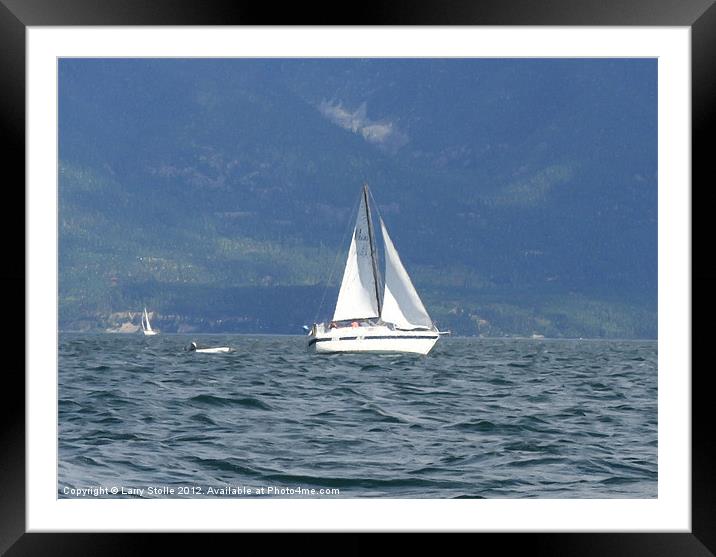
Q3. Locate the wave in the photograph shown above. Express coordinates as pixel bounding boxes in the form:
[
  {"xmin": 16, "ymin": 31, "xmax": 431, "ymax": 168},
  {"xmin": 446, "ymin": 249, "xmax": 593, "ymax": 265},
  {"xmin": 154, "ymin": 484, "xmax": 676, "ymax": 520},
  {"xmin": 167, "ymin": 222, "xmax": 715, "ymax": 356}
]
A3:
[
  {"xmin": 58, "ymin": 334, "xmax": 658, "ymax": 499},
  {"xmin": 188, "ymin": 394, "xmax": 273, "ymax": 410}
]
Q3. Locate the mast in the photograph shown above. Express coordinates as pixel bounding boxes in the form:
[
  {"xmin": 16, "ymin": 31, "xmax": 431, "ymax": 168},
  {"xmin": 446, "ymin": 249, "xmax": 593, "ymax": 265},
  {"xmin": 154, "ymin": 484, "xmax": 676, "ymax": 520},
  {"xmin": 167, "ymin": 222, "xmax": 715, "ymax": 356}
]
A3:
[{"xmin": 363, "ymin": 184, "xmax": 382, "ymax": 315}]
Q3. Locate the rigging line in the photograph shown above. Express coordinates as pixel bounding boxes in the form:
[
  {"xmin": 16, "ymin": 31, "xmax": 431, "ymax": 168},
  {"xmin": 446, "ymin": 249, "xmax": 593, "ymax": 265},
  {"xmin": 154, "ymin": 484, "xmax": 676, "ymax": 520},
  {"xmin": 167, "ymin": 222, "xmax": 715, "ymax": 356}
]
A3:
[
  {"xmin": 313, "ymin": 190, "xmax": 362, "ymax": 325},
  {"xmin": 365, "ymin": 184, "xmax": 386, "ymax": 237},
  {"xmin": 365, "ymin": 183, "xmax": 386, "ymax": 226},
  {"xmin": 365, "ymin": 183, "xmax": 387, "ymax": 287},
  {"xmin": 363, "ymin": 183, "xmax": 383, "ymax": 315}
]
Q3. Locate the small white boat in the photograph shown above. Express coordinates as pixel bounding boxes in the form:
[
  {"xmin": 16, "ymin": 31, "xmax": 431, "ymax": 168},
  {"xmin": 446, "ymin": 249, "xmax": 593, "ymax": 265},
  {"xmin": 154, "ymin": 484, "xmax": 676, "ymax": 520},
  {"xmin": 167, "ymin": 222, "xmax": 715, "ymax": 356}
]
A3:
[
  {"xmin": 307, "ymin": 184, "xmax": 445, "ymax": 355},
  {"xmin": 141, "ymin": 307, "xmax": 159, "ymax": 336},
  {"xmin": 187, "ymin": 342, "xmax": 235, "ymax": 354}
]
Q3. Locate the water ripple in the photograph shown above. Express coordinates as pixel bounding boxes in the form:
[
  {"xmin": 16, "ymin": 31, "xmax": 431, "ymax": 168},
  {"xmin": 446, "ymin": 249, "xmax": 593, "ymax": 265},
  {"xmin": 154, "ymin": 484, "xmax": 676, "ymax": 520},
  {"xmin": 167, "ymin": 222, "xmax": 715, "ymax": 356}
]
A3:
[{"xmin": 59, "ymin": 334, "xmax": 657, "ymax": 498}]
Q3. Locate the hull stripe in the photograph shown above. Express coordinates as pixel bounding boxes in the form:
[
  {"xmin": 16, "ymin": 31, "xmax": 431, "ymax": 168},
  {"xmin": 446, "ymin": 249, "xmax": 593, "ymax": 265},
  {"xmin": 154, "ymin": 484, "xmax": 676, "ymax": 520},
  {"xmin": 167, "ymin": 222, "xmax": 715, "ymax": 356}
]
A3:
[{"xmin": 308, "ymin": 335, "xmax": 439, "ymax": 347}]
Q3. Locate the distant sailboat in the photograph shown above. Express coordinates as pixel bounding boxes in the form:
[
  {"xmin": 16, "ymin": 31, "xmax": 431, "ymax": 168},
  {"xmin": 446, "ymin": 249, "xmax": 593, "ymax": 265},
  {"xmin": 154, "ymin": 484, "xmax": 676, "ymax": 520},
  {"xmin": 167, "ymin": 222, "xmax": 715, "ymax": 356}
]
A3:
[
  {"xmin": 141, "ymin": 307, "xmax": 159, "ymax": 336},
  {"xmin": 307, "ymin": 184, "xmax": 445, "ymax": 355}
]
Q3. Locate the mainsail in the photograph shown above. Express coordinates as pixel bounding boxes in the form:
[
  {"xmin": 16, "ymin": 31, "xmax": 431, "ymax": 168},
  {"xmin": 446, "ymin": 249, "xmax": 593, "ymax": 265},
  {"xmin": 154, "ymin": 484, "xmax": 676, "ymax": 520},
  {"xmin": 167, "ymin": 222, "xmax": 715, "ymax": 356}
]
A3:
[
  {"xmin": 379, "ymin": 219, "xmax": 433, "ymax": 330},
  {"xmin": 143, "ymin": 308, "xmax": 153, "ymax": 332},
  {"xmin": 332, "ymin": 193, "xmax": 381, "ymax": 322}
]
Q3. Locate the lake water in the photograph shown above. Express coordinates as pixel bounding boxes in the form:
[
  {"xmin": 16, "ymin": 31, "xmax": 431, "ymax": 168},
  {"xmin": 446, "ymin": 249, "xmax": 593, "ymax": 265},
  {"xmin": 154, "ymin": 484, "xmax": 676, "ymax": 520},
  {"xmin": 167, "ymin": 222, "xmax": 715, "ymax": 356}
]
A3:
[{"xmin": 58, "ymin": 334, "xmax": 657, "ymax": 498}]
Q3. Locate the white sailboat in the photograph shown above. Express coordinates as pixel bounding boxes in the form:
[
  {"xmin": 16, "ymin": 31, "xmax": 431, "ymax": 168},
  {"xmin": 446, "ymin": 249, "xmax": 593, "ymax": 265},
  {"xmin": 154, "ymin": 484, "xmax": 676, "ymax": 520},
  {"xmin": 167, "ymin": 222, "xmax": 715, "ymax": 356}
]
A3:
[
  {"xmin": 141, "ymin": 307, "xmax": 159, "ymax": 336},
  {"xmin": 307, "ymin": 184, "xmax": 444, "ymax": 355}
]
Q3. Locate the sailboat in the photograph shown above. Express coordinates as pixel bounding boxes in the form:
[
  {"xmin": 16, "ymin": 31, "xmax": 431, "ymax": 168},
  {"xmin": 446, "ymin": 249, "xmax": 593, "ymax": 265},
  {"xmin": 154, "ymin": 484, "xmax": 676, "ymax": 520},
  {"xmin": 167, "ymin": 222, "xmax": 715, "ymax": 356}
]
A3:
[
  {"xmin": 141, "ymin": 307, "xmax": 159, "ymax": 336},
  {"xmin": 307, "ymin": 184, "xmax": 444, "ymax": 355}
]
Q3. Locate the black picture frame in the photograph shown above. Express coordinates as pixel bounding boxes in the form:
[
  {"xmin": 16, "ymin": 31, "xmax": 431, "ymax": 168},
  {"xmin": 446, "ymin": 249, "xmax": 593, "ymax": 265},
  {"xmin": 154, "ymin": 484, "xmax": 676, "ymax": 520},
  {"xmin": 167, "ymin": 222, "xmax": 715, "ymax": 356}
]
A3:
[{"xmin": 5, "ymin": 0, "xmax": 710, "ymax": 554}]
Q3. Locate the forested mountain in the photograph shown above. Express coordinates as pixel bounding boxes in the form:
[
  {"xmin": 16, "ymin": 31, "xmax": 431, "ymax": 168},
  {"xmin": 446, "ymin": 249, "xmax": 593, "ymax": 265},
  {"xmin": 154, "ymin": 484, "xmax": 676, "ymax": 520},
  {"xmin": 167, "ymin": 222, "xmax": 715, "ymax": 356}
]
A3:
[{"xmin": 59, "ymin": 58, "xmax": 657, "ymax": 337}]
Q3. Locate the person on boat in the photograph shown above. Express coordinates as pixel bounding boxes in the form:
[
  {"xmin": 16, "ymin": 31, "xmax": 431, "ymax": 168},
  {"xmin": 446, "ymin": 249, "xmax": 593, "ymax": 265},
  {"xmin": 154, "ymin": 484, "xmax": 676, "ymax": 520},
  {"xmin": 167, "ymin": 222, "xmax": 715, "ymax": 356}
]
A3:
[
  {"xmin": 329, "ymin": 321, "xmax": 337, "ymax": 329},
  {"xmin": 351, "ymin": 321, "xmax": 359, "ymax": 328}
]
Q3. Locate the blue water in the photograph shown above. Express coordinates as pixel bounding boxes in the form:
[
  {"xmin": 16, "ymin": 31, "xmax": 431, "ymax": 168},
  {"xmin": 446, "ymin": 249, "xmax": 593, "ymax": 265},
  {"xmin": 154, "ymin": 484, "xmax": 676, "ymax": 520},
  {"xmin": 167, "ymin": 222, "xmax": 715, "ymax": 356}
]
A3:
[{"xmin": 58, "ymin": 334, "xmax": 657, "ymax": 498}]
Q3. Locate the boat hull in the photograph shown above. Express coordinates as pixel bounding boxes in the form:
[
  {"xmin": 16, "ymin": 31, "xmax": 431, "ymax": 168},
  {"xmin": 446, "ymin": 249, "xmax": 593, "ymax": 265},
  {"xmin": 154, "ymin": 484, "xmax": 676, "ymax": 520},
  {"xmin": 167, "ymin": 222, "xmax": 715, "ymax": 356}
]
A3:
[{"xmin": 307, "ymin": 326, "xmax": 439, "ymax": 355}]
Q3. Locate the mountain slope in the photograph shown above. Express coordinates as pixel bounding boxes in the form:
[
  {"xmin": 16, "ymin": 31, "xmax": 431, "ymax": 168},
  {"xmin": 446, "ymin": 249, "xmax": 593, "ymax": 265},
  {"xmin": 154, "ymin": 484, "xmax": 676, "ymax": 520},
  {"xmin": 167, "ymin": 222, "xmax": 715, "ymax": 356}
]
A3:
[{"xmin": 58, "ymin": 58, "xmax": 657, "ymax": 337}]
